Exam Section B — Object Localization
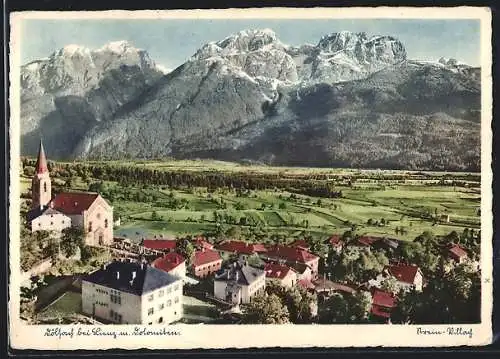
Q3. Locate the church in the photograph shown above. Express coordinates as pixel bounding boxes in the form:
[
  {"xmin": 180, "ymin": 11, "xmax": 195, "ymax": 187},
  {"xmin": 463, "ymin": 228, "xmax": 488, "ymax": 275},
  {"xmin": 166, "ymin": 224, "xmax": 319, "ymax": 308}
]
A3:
[{"xmin": 26, "ymin": 141, "xmax": 114, "ymax": 247}]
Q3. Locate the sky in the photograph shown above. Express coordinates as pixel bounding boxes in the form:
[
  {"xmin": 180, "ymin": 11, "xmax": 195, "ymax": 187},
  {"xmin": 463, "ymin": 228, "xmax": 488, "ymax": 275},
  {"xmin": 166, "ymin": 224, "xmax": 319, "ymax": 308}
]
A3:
[{"xmin": 20, "ymin": 18, "xmax": 481, "ymax": 69}]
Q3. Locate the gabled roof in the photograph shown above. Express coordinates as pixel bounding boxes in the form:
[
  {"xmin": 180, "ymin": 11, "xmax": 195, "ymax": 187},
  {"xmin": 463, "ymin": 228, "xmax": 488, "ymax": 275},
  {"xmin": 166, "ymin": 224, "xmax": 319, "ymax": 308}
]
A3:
[
  {"xmin": 449, "ymin": 244, "xmax": 468, "ymax": 259},
  {"xmin": 193, "ymin": 236, "xmax": 214, "ymax": 250},
  {"xmin": 152, "ymin": 252, "xmax": 185, "ymax": 273},
  {"xmin": 264, "ymin": 263, "xmax": 295, "ymax": 280},
  {"xmin": 372, "ymin": 289, "xmax": 397, "ymax": 308},
  {"xmin": 312, "ymin": 278, "xmax": 357, "ymax": 294},
  {"xmin": 387, "ymin": 264, "xmax": 420, "ymax": 284},
  {"xmin": 83, "ymin": 260, "xmax": 181, "ymax": 296},
  {"xmin": 216, "ymin": 240, "xmax": 267, "ymax": 255},
  {"xmin": 192, "ymin": 249, "xmax": 222, "ymax": 268},
  {"xmin": 358, "ymin": 236, "xmax": 382, "ymax": 246},
  {"xmin": 329, "ymin": 235, "xmax": 343, "ymax": 247},
  {"xmin": 35, "ymin": 140, "xmax": 48, "ymax": 174},
  {"xmin": 298, "ymin": 279, "xmax": 315, "ymax": 290},
  {"xmin": 143, "ymin": 239, "xmax": 177, "ymax": 250},
  {"xmin": 289, "ymin": 239, "xmax": 310, "ymax": 250},
  {"xmin": 26, "ymin": 206, "xmax": 66, "ymax": 222},
  {"xmin": 51, "ymin": 192, "xmax": 101, "ymax": 215},
  {"xmin": 215, "ymin": 261, "xmax": 265, "ymax": 286},
  {"xmin": 265, "ymin": 244, "xmax": 319, "ymax": 264}
]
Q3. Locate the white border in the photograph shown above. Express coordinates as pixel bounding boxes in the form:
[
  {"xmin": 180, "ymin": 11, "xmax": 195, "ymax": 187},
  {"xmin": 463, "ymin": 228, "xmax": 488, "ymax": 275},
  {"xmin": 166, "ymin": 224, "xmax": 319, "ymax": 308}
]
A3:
[{"xmin": 9, "ymin": 7, "xmax": 493, "ymax": 349}]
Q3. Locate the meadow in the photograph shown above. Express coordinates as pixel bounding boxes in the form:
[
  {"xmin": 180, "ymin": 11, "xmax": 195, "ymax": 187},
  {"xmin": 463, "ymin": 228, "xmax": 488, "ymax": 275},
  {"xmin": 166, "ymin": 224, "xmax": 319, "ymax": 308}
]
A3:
[{"xmin": 20, "ymin": 159, "xmax": 481, "ymax": 244}]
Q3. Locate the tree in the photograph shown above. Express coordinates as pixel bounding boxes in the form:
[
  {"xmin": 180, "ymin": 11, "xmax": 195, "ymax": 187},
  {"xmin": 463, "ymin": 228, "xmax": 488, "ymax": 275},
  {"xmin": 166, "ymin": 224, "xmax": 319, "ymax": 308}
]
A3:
[
  {"xmin": 60, "ymin": 227, "xmax": 84, "ymax": 258},
  {"xmin": 348, "ymin": 290, "xmax": 373, "ymax": 322},
  {"xmin": 176, "ymin": 237, "xmax": 195, "ymax": 265},
  {"xmin": 380, "ymin": 277, "xmax": 399, "ymax": 294},
  {"xmin": 242, "ymin": 294, "xmax": 290, "ymax": 324}
]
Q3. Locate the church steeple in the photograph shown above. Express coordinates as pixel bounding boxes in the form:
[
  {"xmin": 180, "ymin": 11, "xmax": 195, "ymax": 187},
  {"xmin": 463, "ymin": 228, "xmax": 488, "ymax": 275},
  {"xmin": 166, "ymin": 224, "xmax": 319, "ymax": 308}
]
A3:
[
  {"xmin": 31, "ymin": 140, "xmax": 52, "ymax": 209},
  {"xmin": 35, "ymin": 140, "xmax": 48, "ymax": 174}
]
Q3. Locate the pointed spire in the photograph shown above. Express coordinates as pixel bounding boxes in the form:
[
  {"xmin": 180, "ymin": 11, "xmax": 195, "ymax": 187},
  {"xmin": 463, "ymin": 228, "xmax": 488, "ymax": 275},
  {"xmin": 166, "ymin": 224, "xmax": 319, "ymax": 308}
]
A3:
[{"xmin": 35, "ymin": 139, "xmax": 48, "ymax": 174}]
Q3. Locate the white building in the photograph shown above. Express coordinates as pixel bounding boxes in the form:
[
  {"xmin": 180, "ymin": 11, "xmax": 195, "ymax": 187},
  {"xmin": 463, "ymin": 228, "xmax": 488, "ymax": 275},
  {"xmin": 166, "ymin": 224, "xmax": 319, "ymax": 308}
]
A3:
[
  {"xmin": 214, "ymin": 261, "xmax": 265, "ymax": 305},
  {"xmin": 152, "ymin": 252, "xmax": 186, "ymax": 280},
  {"xmin": 82, "ymin": 260, "xmax": 183, "ymax": 325},
  {"xmin": 27, "ymin": 207, "xmax": 71, "ymax": 235}
]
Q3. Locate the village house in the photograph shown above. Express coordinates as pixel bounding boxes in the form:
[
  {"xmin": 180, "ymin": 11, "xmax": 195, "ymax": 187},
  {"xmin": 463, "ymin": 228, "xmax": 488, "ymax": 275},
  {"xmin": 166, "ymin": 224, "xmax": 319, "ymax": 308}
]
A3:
[
  {"xmin": 81, "ymin": 260, "xmax": 183, "ymax": 325},
  {"xmin": 329, "ymin": 235, "xmax": 344, "ymax": 254},
  {"xmin": 26, "ymin": 141, "xmax": 114, "ymax": 246},
  {"xmin": 348, "ymin": 236, "xmax": 381, "ymax": 251},
  {"xmin": 368, "ymin": 264, "xmax": 424, "ymax": 293},
  {"xmin": 214, "ymin": 261, "xmax": 266, "ymax": 305},
  {"xmin": 313, "ymin": 278, "xmax": 357, "ymax": 297},
  {"xmin": 26, "ymin": 206, "xmax": 71, "ymax": 235},
  {"xmin": 216, "ymin": 240, "xmax": 267, "ymax": 259},
  {"xmin": 193, "ymin": 236, "xmax": 214, "ymax": 251},
  {"xmin": 152, "ymin": 252, "xmax": 186, "ymax": 279},
  {"xmin": 448, "ymin": 244, "xmax": 468, "ymax": 264},
  {"xmin": 288, "ymin": 239, "xmax": 310, "ymax": 251},
  {"xmin": 370, "ymin": 289, "xmax": 397, "ymax": 323},
  {"xmin": 142, "ymin": 238, "xmax": 177, "ymax": 253},
  {"xmin": 264, "ymin": 263, "xmax": 297, "ymax": 288},
  {"xmin": 191, "ymin": 248, "xmax": 223, "ymax": 278},
  {"xmin": 385, "ymin": 264, "xmax": 424, "ymax": 292},
  {"xmin": 262, "ymin": 244, "xmax": 320, "ymax": 279}
]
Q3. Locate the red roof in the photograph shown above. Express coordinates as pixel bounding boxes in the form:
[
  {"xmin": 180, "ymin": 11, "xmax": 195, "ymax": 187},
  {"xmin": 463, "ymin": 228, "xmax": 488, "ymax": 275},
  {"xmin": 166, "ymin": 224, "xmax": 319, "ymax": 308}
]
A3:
[
  {"xmin": 51, "ymin": 192, "xmax": 100, "ymax": 215},
  {"xmin": 298, "ymin": 279, "xmax": 315, "ymax": 290},
  {"xmin": 216, "ymin": 240, "xmax": 267, "ymax": 255},
  {"xmin": 266, "ymin": 244, "xmax": 319, "ymax": 264},
  {"xmin": 449, "ymin": 244, "xmax": 468, "ymax": 259},
  {"xmin": 264, "ymin": 263, "xmax": 294, "ymax": 280},
  {"xmin": 35, "ymin": 140, "xmax": 49, "ymax": 174},
  {"xmin": 387, "ymin": 264, "xmax": 420, "ymax": 284},
  {"xmin": 329, "ymin": 235, "xmax": 343, "ymax": 247},
  {"xmin": 192, "ymin": 249, "xmax": 222, "ymax": 268},
  {"xmin": 371, "ymin": 305, "xmax": 392, "ymax": 319},
  {"xmin": 358, "ymin": 236, "xmax": 381, "ymax": 246},
  {"xmin": 372, "ymin": 289, "xmax": 397, "ymax": 308},
  {"xmin": 143, "ymin": 239, "xmax": 177, "ymax": 250},
  {"xmin": 152, "ymin": 252, "xmax": 185, "ymax": 273},
  {"xmin": 289, "ymin": 239, "xmax": 310, "ymax": 250},
  {"xmin": 193, "ymin": 237, "xmax": 214, "ymax": 250}
]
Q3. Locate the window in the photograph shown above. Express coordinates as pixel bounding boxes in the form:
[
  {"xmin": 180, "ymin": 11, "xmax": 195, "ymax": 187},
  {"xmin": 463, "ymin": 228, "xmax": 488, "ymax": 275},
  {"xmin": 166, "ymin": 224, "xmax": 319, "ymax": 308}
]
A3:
[
  {"xmin": 166, "ymin": 299, "xmax": 172, "ymax": 307},
  {"xmin": 148, "ymin": 308, "xmax": 154, "ymax": 316},
  {"xmin": 167, "ymin": 287, "xmax": 172, "ymax": 294},
  {"xmin": 158, "ymin": 317, "xmax": 163, "ymax": 323},
  {"xmin": 148, "ymin": 294, "xmax": 154, "ymax": 302},
  {"xmin": 50, "ymin": 222, "xmax": 53, "ymax": 225},
  {"xmin": 105, "ymin": 219, "xmax": 108, "ymax": 228},
  {"xmin": 97, "ymin": 213, "xmax": 101, "ymax": 219},
  {"xmin": 158, "ymin": 290, "xmax": 164, "ymax": 297},
  {"xmin": 159, "ymin": 303, "xmax": 165, "ymax": 310},
  {"xmin": 88, "ymin": 222, "xmax": 93, "ymax": 233},
  {"xmin": 110, "ymin": 291, "xmax": 121, "ymax": 304},
  {"xmin": 61, "ymin": 220, "xmax": 65, "ymax": 225},
  {"xmin": 110, "ymin": 309, "xmax": 114, "ymax": 318},
  {"xmin": 174, "ymin": 297, "xmax": 179, "ymax": 304},
  {"xmin": 43, "ymin": 182, "xmax": 47, "ymax": 193},
  {"xmin": 38, "ymin": 223, "xmax": 41, "ymax": 227},
  {"xmin": 174, "ymin": 284, "xmax": 180, "ymax": 291}
]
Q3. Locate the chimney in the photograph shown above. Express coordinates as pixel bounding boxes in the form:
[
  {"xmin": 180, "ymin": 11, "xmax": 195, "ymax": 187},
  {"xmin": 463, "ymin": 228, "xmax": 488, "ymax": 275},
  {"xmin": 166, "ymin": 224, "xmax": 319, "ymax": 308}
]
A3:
[
  {"xmin": 132, "ymin": 271, "xmax": 137, "ymax": 280},
  {"xmin": 116, "ymin": 271, "xmax": 120, "ymax": 280}
]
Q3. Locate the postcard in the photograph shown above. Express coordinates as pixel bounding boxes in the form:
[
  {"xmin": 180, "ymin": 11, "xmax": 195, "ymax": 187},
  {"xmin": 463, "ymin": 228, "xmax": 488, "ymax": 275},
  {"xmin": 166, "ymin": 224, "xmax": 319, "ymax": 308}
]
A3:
[{"xmin": 8, "ymin": 7, "xmax": 493, "ymax": 350}]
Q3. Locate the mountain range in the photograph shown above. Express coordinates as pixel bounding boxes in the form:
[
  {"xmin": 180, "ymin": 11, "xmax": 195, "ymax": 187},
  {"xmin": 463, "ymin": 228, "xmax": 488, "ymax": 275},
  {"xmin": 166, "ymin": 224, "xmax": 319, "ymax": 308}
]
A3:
[{"xmin": 20, "ymin": 30, "xmax": 481, "ymax": 171}]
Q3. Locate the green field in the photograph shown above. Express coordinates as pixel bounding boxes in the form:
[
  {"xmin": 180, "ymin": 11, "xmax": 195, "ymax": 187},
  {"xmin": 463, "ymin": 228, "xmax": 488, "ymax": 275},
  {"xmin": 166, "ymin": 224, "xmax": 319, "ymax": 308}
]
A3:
[{"xmin": 20, "ymin": 158, "xmax": 481, "ymax": 243}]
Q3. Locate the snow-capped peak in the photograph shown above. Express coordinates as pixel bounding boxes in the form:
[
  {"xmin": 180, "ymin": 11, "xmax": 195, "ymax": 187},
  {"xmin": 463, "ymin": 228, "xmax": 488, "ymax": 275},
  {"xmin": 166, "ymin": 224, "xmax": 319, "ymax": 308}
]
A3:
[
  {"xmin": 155, "ymin": 64, "xmax": 172, "ymax": 75},
  {"xmin": 97, "ymin": 40, "xmax": 135, "ymax": 54},
  {"xmin": 59, "ymin": 44, "xmax": 91, "ymax": 57}
]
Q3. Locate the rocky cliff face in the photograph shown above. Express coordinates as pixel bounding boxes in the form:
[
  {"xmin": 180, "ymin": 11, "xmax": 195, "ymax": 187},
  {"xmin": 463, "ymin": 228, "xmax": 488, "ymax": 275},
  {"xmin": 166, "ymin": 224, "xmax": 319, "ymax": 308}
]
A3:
[
  {"xmin": 21, "ymin": 41, "xmax": 164, "ymax": 157},
  {"xmin": 21, "ymin": 30, "xmax": 481, "ymax": 171}
]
